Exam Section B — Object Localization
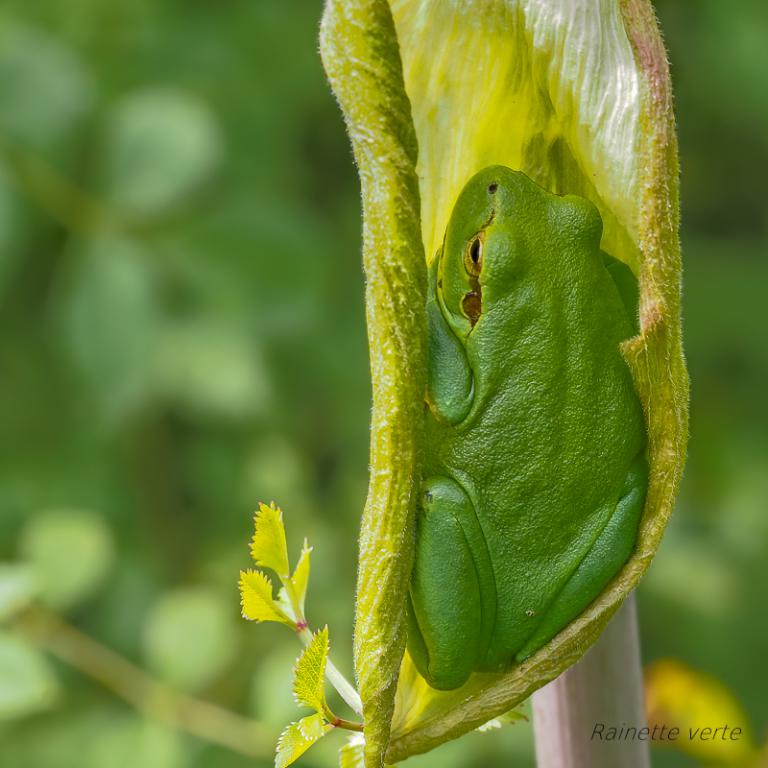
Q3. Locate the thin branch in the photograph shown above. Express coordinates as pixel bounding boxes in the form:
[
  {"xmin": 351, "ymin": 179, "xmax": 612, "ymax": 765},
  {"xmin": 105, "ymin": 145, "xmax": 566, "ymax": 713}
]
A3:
[{"xmin": 15, "ymin": 605, "xmax": 272, "ymax": 759}]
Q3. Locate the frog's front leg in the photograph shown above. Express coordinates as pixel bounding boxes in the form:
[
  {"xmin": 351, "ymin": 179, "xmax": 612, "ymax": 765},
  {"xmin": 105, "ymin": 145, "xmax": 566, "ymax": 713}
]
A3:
[
  {"xmin": 408, "ymin": 476, "xmax": 496, "ymax": 690},
  {"xmin": 514, "ymin": 457, "xmax": 648, "ymax": 662},
  {"xmin": 426, "ymin": 256, "xmax": 474, "ymax": 425}
]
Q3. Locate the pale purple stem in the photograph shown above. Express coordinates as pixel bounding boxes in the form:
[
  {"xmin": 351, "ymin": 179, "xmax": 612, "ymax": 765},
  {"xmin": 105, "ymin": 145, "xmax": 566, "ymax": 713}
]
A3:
[{"xmin": 533, "ymin": 593, "xmax": 650, "ymax": 768}]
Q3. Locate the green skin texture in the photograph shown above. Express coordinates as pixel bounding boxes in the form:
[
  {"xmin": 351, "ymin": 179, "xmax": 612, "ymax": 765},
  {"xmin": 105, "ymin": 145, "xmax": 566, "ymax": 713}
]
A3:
[{"xmin": 407, "ymin": 166, "xmax": 648, "ymax": 691}]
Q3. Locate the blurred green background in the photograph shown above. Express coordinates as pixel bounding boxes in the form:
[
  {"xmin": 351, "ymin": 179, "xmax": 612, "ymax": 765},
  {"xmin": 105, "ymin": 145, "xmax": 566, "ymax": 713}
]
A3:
[{"xmin": 0, "ymin": 2, "xmax": 765, "ymax": 767}]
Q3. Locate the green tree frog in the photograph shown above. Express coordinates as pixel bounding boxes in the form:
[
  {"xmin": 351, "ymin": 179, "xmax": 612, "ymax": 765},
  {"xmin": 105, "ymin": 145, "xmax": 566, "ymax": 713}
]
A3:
[{"xmin": 407, "ymin": 166, "xmax": 648, "ymax": 690}]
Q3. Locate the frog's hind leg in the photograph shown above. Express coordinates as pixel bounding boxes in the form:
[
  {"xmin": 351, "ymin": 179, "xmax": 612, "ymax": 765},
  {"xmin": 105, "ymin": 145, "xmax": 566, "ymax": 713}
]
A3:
[
  {"xmin": 514, "ymin": 457, "xmax": 648, "ymax": 662},
  {"xmin": 408, "ymin": 476, "xmax": 496, "ymax": 690}
]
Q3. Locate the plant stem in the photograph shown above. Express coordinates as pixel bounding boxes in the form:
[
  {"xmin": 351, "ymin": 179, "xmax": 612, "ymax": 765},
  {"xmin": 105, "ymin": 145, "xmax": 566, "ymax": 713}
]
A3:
[
  {"xmin": 325, "ymin": 656, "xmax": 363, "ymax": 716},
  {"xmin": 332, "ymin": 717, "xmax": 365, "ymax": 733},
  {"xmin": 532, "ymin": 593, "xmax": 649, "ymax": 768},
  {"xmin": 15, "ymin": 606, "xmax": 271, "ymax": 758},
  {"xmin": 297, "ymin": 627, "xmax": 363, "ymax": 716}
]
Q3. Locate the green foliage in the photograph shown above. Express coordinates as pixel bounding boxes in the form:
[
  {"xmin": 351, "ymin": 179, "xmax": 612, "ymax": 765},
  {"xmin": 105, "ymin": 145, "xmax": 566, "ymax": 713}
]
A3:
[
  {"xmin": 239, "ymin": 501, "xmax": 315, "ymax": 630},
  {"xmin": 292, "ymin": 626, "xmax": 329, "ymax": 714},
  {"xmin": 142, "ymin": 586, "xmax": 237, "ymax": 693},
  {"xmin": 239, "ymin": 569, "xmax": 291, "ymax": 625},
  {"xmin": 85, "ymin": 720, "xmax": 185, "ymax": 768},
  {"xmin": 0, "ymin": 632, "xmax": 58, "ymax": 719},
  {"xmin": 251, "ymin": 503, "xmax": 291, "ymax": 580},
  {"xmin": 60, "ymin": 237, "xmax": 156, "ymax": 419},
  {"xmin": 154, "ymin": 322, "xmax": 270, "ymax": 421},
  {"xmin": 101, "ymin": 87, "xmax": 223, "ymax": 218},
  {"xmin": 240, "ymin": 507, "xmax": 362, "ymax": 767},
  {"xmin": 0, "ymin": 17, "xmax": 93, "ymax": 146},
  {"xmin": 276, "ymin": 713, "xmax": 333, "ymax": 768},
  {"xmin": 19, "ymin": 509, "xmax": 114, "ymax": 611},
  {"xmin": 2, "ymin": 711, "xmax": 186, "ymax": 768},
  {"xmin": 0, "ymin": 563, "xmax": 36, "ymax": 622}
]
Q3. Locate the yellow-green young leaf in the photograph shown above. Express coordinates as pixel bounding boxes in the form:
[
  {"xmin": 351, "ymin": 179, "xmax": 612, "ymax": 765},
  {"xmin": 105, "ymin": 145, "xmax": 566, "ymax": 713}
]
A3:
[
  {"xmin": 339, "ymin": 734, "xmax": 366, "ymax": 768},
  {"xmin": 291, "ymin": 540, "xmax": 312, "ymax": 615},
  {"xmin": 251, "ymin": 502, "xmax": 290, "ymax": 578},
  {"xmin": 275, "ymin": 713, "xmax": 332, "ymax": 768},
  {"xmin": 293, "ymin": 626, "xmax": 329, "ymax": 714},
  {"xmin": 239, "ymin": 569, "xmax": 290, "ymax": 625}
]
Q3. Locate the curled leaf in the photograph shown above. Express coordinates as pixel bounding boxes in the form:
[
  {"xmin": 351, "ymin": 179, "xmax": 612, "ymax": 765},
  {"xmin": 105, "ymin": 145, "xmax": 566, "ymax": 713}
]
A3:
[{"xmin": 321, "ymin": 0, "xmax": 688, "ymax": 763}]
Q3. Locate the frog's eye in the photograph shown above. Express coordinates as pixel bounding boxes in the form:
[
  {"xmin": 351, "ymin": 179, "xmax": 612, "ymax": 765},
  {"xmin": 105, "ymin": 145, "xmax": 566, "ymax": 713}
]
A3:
[{"xmin": 464, "ymin": 235, "xmax": 483, "ymax": 277}]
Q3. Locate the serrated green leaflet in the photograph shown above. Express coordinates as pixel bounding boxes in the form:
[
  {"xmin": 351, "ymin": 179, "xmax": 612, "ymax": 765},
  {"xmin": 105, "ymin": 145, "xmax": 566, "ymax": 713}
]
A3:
[
  {"xmin": 239, "ymin": 569, "xmax": 289, "ymax": 625},
  {"xmin": 321, "ymin": 0, "xmax": 687, "ymax": 764},
  {"xmin": 251, "ymin": 502, "xmax": 290, "ymax": 579},
  {"xmin": 275, "ymin": 713, "xmax": 332, "ymax": 768},
  {"xmin": 293, "ymin": 626, "xmax": 329, "ymax": 714}
]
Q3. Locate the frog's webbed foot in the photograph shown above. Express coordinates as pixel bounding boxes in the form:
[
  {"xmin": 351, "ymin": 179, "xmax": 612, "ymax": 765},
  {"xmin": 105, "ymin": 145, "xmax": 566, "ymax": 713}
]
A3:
[
  {"xmin": 426, "ymin": 256, "xmax": 474, "ymax": 424},
  {"xmin": 514, "ymin": 456, "xmax": 648, "ymax": 662},
  {"xmin": 408, "ymin": 476, "xmax": 496, "ymax": 690}
]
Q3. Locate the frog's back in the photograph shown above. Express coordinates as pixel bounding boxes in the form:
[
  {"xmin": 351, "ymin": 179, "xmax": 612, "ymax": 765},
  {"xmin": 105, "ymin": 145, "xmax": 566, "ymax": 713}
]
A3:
[{"xmin": 424, "ymin": 169, "xmax": 646, "ymax": 669}]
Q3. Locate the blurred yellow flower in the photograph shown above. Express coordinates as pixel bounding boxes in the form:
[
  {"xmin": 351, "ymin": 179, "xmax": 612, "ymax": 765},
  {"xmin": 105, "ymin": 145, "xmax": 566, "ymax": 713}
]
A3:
[{"xmin": 645, "ymin": 659, "xmax": 757, "ymax": 766}]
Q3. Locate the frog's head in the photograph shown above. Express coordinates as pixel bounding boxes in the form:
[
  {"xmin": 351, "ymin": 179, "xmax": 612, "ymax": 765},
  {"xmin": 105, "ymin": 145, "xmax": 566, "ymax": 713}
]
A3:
[{"xmin": 438, "ymin": 165, "xmax": 602, "ymax": 333}]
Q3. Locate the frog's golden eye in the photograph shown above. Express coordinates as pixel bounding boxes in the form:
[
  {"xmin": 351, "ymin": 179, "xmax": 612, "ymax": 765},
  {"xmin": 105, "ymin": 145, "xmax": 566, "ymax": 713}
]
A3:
[{"xmin": 465, "ymin": 235, "xmax": 483, "ymax": 277}]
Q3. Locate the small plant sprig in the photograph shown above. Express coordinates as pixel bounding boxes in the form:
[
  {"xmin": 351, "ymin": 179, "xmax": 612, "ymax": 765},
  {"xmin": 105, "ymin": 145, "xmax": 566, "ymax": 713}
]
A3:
[{"xmin": 238, "ymin": 503, "xmax": 365, "ymax": 767}]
